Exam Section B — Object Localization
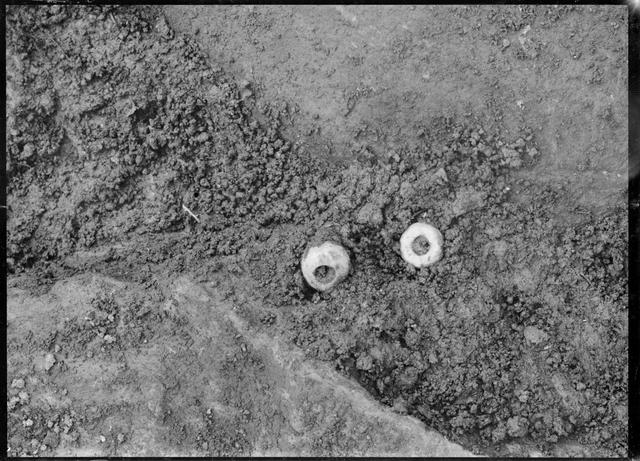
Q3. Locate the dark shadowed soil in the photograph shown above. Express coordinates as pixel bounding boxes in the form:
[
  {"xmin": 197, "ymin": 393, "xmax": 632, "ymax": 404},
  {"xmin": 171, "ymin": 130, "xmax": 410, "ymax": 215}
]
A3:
[{"xmin": 6, "ymin": 5, "xmax": 628, "ymax": 457}]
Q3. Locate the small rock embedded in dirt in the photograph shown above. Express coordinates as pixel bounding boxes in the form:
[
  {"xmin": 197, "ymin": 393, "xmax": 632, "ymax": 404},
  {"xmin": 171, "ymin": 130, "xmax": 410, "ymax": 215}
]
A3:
[
  {"xmin": 506, "ymin": 416, "xmax": 529, "ymax": 438},
  {"xmin": 524, "ymin": 325, "xmax": 548, "ymax": 344},
  {"xmin": 392, "ymin": 397, "xmax": 408, "ymax": 415},
  {"xmin": 396, "ymin": 366, "xmax": 419, "ymax": 389},
  {"xmin": 44, "ymin": 353, "xmax": 56, "ymax": 371},
  {"xmin": 500, "ymin": 147, "xmax": 522, "ymax": 168},
  {"xmin": 61, "ymin": 414, "xmax": 73, "ymax": 433},
  {"xmin": 492, "ymin": 422, "xmax": 507, "ymax": 442},
  {"xmin": 356, "ymin": 202, "xmax": 384, "ymax": 227},
  {"xmin": 21, "ymin": 143, "xmax": 35, "ymax": 160},
  {"xmin": 11, "ymin": 378, "xmax": 25, "ymax": 389},
  {"xmin": 450, "ymin": 187, "xmax": 487, "ymax": 218},
  {"xmin": 513, "ymin": 138, "xmax": 526, "ymax": 150},
  {"xmin": 240, "ymin": 88, "xmax": 253, "ymax": 100},
  {"xmin": 44, "ymin": 431, "xmax": 59, "ymax": 448},
  {"xmin": 502, "ymin": 38, "xmax": 511, "ymax": 49},
  {"xmin": 434, "ymin": 167, "xmax": 448, "ymax": 182},
  {"xmin": 356, "ymin": 354, "xmax": 374, "ymax": 371},
  {"xmin": 103, "ymin": 334, "xmax": 116, "ymax": 344},
  {"xmin": 155, "ymin": 15, "xmax": 173, "ymax": 40},
  {"xmin": 8, "ymin": 396, "xmax": 21, "ymax": 410}
]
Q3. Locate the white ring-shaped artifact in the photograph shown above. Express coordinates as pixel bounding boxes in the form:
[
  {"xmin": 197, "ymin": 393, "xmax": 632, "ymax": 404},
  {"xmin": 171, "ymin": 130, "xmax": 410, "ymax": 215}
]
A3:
[
  {"xmin": 400, "ymin": 222, "xmax": 444, "ymax": 268},
  {"xmin": 301, "ymin": 241, "xmax": 350, "ymax": 292}
]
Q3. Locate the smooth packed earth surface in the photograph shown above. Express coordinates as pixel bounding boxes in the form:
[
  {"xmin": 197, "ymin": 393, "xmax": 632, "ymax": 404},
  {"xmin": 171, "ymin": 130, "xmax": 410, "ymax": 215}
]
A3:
[{"xmin": 6, "ymin": 5, "xmax": 628, "ymax": 457}]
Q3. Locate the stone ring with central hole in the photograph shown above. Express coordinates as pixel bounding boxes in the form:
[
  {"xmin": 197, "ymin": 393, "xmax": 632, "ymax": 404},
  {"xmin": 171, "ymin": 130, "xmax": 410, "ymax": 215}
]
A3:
[
  {"xmin": 400, "ymin": 222, "xmax": 444, "ymax": 268},
  {"xmin": 300, "ymin": 241, "xmax": 350, "ymax": 291}
]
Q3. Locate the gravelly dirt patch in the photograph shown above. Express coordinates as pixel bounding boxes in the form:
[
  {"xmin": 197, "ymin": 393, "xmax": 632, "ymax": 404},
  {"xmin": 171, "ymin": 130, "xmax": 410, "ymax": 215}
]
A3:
[{"xmin": 6, "ymin": 5, "xmax": 627, "ymax": 457}]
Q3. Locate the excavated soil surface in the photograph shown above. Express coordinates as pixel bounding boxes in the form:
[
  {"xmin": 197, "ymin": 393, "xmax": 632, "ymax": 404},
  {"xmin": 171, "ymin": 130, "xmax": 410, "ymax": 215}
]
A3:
[{"xmin": 6, "ymin": 5, "xmax": 628, "ymax": 457}]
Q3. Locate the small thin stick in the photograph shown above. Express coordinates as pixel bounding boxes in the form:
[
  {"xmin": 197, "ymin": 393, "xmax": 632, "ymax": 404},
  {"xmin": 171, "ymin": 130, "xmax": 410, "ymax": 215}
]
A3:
[
  {"xmin": 182, "ymin": 204, "xmax": 200, "ymax": 223},
  {"xmin": 572, "ymin": 268, "xmax": 592, "ymax": 288},
  {"xmin": 51, "ymin": 37, "xmax": 69, "ymax": 59}
]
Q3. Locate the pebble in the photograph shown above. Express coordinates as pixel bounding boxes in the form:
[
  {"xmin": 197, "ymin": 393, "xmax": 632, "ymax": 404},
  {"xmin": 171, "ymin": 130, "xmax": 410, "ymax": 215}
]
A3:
[
  {"xmin": 356, "ymin": 354, "xmax": 373, "ymax": 371},
  {"xmin": 502, "ymin": 38, "xmax": 511, "ymax": 49},
  {"xmin": 524, "ymin": 326, "xmax": 548, "ymax": 344},
  {"xmin": 44, "ymin": 353, "xmax": 56, "ymax": 371},
  {"xmin": 8, "ymin": 396, "xmax": 21, "ymax": 410},
  {"xmin": 434, "ymin": 167, "xmax": 448, "ymax": 182},
  {"xmin": 392, "ymin": 398, "xmax": 408, "ymax": 414},
  {"xmin": 506, "ymin": 416, "xmax": 528, "ymax": 437},
  {"xmin": 43, "ymin": 431, "xmax": 59, "ymax": 448},
  {"xmin": 21, "ymin": 143, "xmax": 35, "ymax": 159},
  {"xmin": 356, "ymin": 202, "xmax": 384, "ymax": 226},
  {"xmin": 11, "ymin": 378, "xmax": 25, "ymax": 389},
  {"xmin": 451, "ymin": 187, "xmax": 487, "ymax": 217},
  {"xmin": 397, "ymin": 366, "xmax": 419, "ymax": 388}
]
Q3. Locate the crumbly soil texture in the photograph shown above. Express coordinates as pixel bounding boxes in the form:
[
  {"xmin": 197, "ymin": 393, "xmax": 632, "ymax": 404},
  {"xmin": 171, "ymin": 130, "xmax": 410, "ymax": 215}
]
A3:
[{"xmin": 6, "ymin": 5, "xmax": 628, "ymax": 458}]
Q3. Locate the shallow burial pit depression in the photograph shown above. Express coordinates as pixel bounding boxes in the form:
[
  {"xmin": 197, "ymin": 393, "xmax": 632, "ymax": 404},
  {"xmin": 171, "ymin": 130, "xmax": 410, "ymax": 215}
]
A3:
[{"xmin": 5, "ymin": 4, "xmax": 628, "ymax": 459}]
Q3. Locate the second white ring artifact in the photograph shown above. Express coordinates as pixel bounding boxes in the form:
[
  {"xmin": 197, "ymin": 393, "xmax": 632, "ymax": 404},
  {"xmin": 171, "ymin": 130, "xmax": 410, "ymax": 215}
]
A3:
[{"xmin": 400, "ymin": 222, "xmax": 444, "ymax": 268}]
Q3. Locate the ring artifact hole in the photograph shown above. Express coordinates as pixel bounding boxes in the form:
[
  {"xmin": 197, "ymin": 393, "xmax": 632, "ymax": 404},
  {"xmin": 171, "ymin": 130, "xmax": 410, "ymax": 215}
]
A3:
[
  {"xmin": 411, "ymin": 235, "xmax": 430, "ymax": 256},
  {"xmin": 313, "ymin": 265, "xmax": 336, "ymax": 283}
]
